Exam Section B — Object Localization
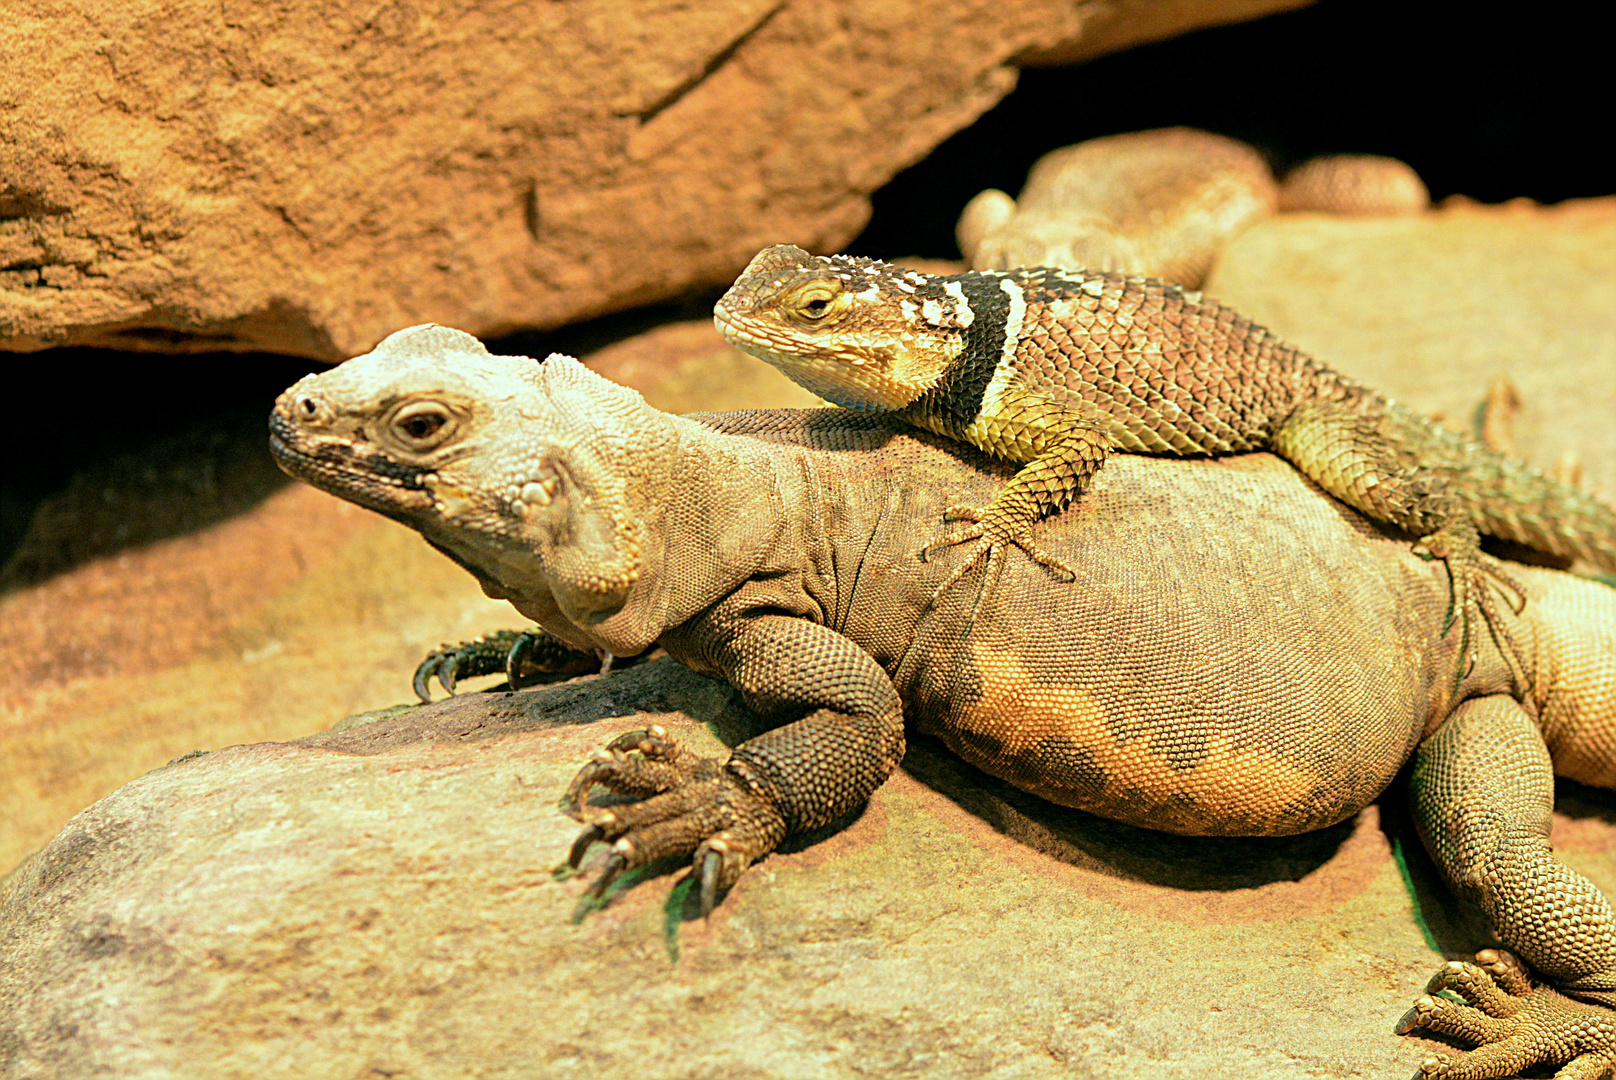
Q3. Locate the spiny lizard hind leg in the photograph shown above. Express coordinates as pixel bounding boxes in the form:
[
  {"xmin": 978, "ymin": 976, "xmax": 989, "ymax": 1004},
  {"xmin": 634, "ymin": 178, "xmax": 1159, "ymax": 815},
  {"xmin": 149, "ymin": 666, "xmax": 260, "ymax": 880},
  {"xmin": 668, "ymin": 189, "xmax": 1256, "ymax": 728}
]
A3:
[
  {"xmin": 561, "ymin": 726, "xmax": 787, "ymax": 914},
  {"xmin": 1398, "ymin": 949, "xmax": 1616, "ymax": 1079},
  {"xmin": 1413, "ymin": 520, "xmax": 1530, "ymax": 687}
]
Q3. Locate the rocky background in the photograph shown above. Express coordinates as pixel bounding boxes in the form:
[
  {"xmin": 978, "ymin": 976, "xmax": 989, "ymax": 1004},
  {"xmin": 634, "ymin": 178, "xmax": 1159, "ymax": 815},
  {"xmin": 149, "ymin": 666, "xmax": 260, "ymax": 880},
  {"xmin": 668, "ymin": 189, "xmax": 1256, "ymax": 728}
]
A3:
[{"xmin": 2, "ymin": 0, "xmax": 1613, "ymax": 1076}]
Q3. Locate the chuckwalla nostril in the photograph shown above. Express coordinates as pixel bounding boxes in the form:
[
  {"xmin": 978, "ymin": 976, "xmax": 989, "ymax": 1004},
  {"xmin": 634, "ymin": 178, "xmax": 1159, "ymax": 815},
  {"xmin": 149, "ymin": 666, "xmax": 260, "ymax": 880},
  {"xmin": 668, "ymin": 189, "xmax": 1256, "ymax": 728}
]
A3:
[{"xmin": 298, "ymin": 395, "xmax": 319, "ymax": 417}]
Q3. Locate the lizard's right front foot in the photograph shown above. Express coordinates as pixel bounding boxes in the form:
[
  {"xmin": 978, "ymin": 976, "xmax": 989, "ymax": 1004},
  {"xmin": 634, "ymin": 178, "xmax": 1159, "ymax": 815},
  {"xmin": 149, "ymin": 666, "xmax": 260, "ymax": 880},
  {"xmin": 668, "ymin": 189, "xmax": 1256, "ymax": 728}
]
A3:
[
  {"xmin": 562, "ymin": 726, "xmax": 788, "ymax": 914},
  {"xmin": 1397, "ymin": 950, "xmax": 1616, "ymax": 1078},
  {"xmin": 919, "ymin": 503, "xmax": 1076, "ymax": 606}
]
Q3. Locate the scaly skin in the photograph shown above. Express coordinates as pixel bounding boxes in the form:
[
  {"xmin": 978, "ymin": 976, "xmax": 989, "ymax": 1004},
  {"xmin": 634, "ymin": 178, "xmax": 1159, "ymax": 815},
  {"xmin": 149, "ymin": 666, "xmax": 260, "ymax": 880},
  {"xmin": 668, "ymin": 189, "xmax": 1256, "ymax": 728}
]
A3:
[
  {"xmin": 272, "ymin": 325, "xmax": 1616, "ymax": 1078},
  {"xmin": 712, "ymin": 244, "xmax": 1616, "ymax": 671},
  {"xmin": 956, "ymin": 127, "xmax": 1278, "ymax": 287}
]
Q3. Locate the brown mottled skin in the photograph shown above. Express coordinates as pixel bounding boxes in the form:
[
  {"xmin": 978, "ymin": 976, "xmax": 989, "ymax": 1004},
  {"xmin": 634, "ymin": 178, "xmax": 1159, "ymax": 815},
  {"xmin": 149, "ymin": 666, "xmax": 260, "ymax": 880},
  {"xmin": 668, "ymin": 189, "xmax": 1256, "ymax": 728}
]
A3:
[
  {"xmin": 712, "ymin": 245, "xmax": 1616, "ymax": 674},
  {"xmin": 955, "ymin": 127, "xmax": 1278, "ymax": 287},
  {"xmin": 1278, "ymin": 153, "xmax": 1431, "ymax": 216},
  {"xmin": 272, "ymin": 325, "xmax": 1616, "ymax": 1079}
]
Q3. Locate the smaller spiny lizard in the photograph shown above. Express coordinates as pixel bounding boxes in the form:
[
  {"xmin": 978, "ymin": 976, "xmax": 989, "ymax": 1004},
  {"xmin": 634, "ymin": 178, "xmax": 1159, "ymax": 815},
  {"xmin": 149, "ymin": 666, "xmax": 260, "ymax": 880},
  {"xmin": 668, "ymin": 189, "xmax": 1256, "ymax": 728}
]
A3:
[{"xmin": 713, "ymin": 243, "xmax": 1616, "ymax": 667}]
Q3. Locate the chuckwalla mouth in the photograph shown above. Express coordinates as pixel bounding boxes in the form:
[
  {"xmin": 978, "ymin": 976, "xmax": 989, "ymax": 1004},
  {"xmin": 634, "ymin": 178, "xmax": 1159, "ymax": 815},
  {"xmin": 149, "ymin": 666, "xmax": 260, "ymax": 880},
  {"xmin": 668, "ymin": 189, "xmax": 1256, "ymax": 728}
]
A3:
[{"xmin": 267, "ymin": 407, "xmax": 436, "ymax": 527}]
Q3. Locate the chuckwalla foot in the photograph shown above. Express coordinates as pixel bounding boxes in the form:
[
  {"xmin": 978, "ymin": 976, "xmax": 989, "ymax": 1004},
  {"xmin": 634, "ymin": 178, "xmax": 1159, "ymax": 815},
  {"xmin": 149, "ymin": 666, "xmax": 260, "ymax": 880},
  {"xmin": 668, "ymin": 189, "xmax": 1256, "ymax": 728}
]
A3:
[
  {"xmin": 919, "ymin": 502, "xmax": 1076, "ymax": 607},
  {"xmin": 562, "ymin": 726, "xmax": 787, "ymax": 914},
  {"xmin": 1398, "ymin": 950, "xmax": 1616, "ymax": 1079},
  {"xmin": 412, "ymin": 629, "xmax": 611, "ymax": 701}
]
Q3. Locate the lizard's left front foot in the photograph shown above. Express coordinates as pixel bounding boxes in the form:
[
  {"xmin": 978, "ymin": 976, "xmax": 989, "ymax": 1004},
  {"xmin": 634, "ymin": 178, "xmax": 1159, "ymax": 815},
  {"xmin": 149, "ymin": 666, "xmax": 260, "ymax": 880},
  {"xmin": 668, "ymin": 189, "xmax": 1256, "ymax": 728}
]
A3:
[
  {"xmin": 562, "ymin": 726, "xmax": 788, "ymax": 914},
  {"xmin": 1398, "ymin": 950, "xmax": 1616, "ymax": 1079},
  {"xmin": 919, "ymin": 503, "xmax": 1075, "ymax": 605}
]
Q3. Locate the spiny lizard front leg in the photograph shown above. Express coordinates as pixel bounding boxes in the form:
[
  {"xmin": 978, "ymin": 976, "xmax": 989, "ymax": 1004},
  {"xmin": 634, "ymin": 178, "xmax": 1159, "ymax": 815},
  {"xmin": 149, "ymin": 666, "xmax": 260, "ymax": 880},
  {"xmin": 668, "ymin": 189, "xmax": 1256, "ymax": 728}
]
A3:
[
  {"xmin": 563, "ymin": 614, "xmax": 906, "ymax": 913},
  {"xmin": 1274, "ymin": 398, "xmax": 1528, "ymax": 680},
  {"xmin": 919, "ymin": 408, "xmax": 1111, "ymax": 604},
  {"xmin": 1401, "ymin": 696, "xmax": 1616, "ymax": 1077}
]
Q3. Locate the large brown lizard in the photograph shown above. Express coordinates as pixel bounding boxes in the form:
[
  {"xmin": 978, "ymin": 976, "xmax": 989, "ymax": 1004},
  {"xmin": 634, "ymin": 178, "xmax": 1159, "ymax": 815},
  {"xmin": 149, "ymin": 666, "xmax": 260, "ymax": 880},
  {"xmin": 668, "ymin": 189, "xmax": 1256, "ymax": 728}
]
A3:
[
  {"xmin": 711, "ymin": 245, "xmax": 1616, "ymax": 669},
  {"xmin": 272, "ymin": 325, "xmax": 1616, "ymax": 1079}
]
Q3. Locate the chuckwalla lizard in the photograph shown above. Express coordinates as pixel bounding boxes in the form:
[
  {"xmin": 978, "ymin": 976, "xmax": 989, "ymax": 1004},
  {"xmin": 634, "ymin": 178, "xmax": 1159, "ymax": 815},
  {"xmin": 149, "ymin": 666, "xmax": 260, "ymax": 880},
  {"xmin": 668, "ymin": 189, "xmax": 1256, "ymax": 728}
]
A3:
[
  {"xmin": 273, "ymin": 325, "xmax": 1616, "ymax": 1079},
  {"xmin": 712, "ymin": 244, "xmax": 1616, "ymax": 669},
  {"xmin": 956, "ymin": 128, "xmax": 1427, "ymax": 285}
]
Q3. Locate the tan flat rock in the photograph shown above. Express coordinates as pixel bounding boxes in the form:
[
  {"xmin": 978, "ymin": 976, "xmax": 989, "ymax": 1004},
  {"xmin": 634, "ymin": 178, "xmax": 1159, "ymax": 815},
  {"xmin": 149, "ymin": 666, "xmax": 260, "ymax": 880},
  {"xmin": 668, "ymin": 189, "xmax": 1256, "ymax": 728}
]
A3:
[{"xmin": 0, "ymin": 659, "xmax": 1516, "ymax": 1078}]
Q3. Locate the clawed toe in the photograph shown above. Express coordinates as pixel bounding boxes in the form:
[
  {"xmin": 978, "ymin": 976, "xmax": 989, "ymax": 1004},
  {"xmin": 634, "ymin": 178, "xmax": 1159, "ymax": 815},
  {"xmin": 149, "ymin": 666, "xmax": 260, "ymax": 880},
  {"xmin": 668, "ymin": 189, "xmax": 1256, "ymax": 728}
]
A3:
[
  {"xmin": 919, "ymin": 505, "xmax": 1076, "ymax": 611},
  {"xmin": 413, "ymin": 630, "xmax": 533, "ymax": 701},
  {"xmin": 560, "ymin": 729, "xmax": 787, "ymax": 914},
  {"xmin": 412, "ymin": 629, "xmax": 617, "ymax": 701},
  {"xmin": 1399, "ymin": 952, "xmax": 1616, "ymax": 1079},
  {"xmin": 1415, "ymin": 524, "xmax": 1533, "ymax": 687}
]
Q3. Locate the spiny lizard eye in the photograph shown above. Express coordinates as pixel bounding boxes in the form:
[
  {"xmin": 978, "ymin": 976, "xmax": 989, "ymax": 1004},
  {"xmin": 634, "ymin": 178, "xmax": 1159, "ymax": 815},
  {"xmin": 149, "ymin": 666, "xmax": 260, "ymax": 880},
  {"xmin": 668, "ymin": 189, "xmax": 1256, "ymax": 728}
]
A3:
[{"xmin": 795, "ymin": 288, "xmax": 839, "ymax": 320}]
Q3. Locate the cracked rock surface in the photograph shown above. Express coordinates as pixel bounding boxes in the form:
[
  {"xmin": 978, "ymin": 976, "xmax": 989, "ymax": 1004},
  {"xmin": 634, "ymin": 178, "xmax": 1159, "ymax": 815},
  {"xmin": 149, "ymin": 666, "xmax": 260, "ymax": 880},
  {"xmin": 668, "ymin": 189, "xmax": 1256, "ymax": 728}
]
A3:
[{"xmin": 0, "ymin": 0, "xmax": 1296, "ymax": 360}]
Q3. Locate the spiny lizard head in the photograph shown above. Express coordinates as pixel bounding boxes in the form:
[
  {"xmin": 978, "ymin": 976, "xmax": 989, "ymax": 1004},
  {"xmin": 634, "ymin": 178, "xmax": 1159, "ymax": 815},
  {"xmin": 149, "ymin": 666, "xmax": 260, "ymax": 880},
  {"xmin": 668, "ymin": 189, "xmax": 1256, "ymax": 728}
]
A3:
[
  {"xmin": 270, "ymin": 325, "xmax": 676, "ymax": 642},
  {"xmin": 713, "ymin": 244, "xmax": 971, "ymax": 411}
]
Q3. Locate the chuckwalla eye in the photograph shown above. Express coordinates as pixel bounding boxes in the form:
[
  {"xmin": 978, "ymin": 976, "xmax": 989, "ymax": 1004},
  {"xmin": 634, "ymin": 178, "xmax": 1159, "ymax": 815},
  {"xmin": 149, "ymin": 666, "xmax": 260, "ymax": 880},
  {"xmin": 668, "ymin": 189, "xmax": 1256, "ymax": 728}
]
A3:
[
  {"xmin": 391, "ymin": 401, "xmax": 456, "ymax": 448},
  {"xmin": 403, "ymin": 413, "xmax": 444, "ymax": 439}
]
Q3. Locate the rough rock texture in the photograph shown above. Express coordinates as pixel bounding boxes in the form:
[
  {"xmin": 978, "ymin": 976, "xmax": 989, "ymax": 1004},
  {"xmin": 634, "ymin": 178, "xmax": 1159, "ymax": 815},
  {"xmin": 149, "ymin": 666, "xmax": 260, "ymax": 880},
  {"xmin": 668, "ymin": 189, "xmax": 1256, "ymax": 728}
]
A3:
[
  {"xmin": 1205, "ymin": 197, "xmax": 1616, "ymax": 502},
  {"xmin": 1014, "ymin": 0, "xmax": 1312, "ymax": 65},
  {"xmin": 2, "ymin": 657, "xmax": 1560, "ymax": 1079},
  {"xmin": 0, "ymin": 0, "xmax": 1302, "ymax": 361}
]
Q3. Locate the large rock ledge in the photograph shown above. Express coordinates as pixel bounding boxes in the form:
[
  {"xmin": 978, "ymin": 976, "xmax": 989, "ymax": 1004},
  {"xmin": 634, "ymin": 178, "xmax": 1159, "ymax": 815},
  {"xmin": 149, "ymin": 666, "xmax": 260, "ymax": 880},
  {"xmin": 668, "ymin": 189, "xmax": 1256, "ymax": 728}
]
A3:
[
  {"xmin": 8, "ymin": 655, "xmax": 1588, "ymax": 1079},
  {"xmin": 0, "ymin": 0, "xmax": 1302, "ymax": 360}
]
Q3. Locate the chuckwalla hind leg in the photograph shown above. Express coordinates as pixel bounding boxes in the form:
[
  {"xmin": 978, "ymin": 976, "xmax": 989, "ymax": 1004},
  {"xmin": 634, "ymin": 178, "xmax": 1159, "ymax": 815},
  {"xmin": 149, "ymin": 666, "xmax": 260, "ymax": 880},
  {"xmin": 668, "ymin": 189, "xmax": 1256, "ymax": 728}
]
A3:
[
  {"xmin": 1400, "ymin": 950, "xmax": 1616, "ymax": 1078},
  {"xmin": 1401, "ymin": 696, "xmax": 1616, "ymax": 1076}
]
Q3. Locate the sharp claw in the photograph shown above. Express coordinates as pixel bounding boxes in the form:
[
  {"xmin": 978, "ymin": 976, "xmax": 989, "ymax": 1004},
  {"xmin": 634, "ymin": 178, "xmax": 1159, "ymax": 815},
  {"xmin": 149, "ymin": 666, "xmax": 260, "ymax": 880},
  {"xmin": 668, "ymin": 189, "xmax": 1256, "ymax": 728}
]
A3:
[
  {"xmin": 605, "ymin": 730, "xmax": 649, "ymax": 754},
  {"xmin": 699, "ymin": 847, "xmax": 722, "ymax": 916},
  {"xmin": 440, "ymin": 652, "xmax": 460, "ymax": 696},
  {"xmin": 586, "ymin": 851, "xmax": 630, "ymax": 899},
  {"xmin": 568, "ymin": 825, "xmax": 605, "ymax": 868},
  {"xmin": 560, "ymin": 774, "xmax": 595, "ymax": 818},
  {"xmin": 505, "ymin": 633, "xmax": 535, "ymax": 691},
  {"xmin": 597, "ymin": 650, "xmax": 615, "ymax": 675},
  {"xmin": 413, "ymin": 657, "xmax": 439, "ymax": 704}
]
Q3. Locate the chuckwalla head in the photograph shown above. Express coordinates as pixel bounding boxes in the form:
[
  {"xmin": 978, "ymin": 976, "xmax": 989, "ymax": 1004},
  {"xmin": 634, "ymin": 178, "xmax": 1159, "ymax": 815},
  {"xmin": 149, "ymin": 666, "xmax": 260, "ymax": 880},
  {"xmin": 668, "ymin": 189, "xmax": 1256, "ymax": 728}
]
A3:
[
  {"xmin": 268, "ymin": 324, "xmax": 675, "ymax": 642},
  {"xmin": 713, "ymin": 243, "xmax": 972, "ymax": 411}
]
